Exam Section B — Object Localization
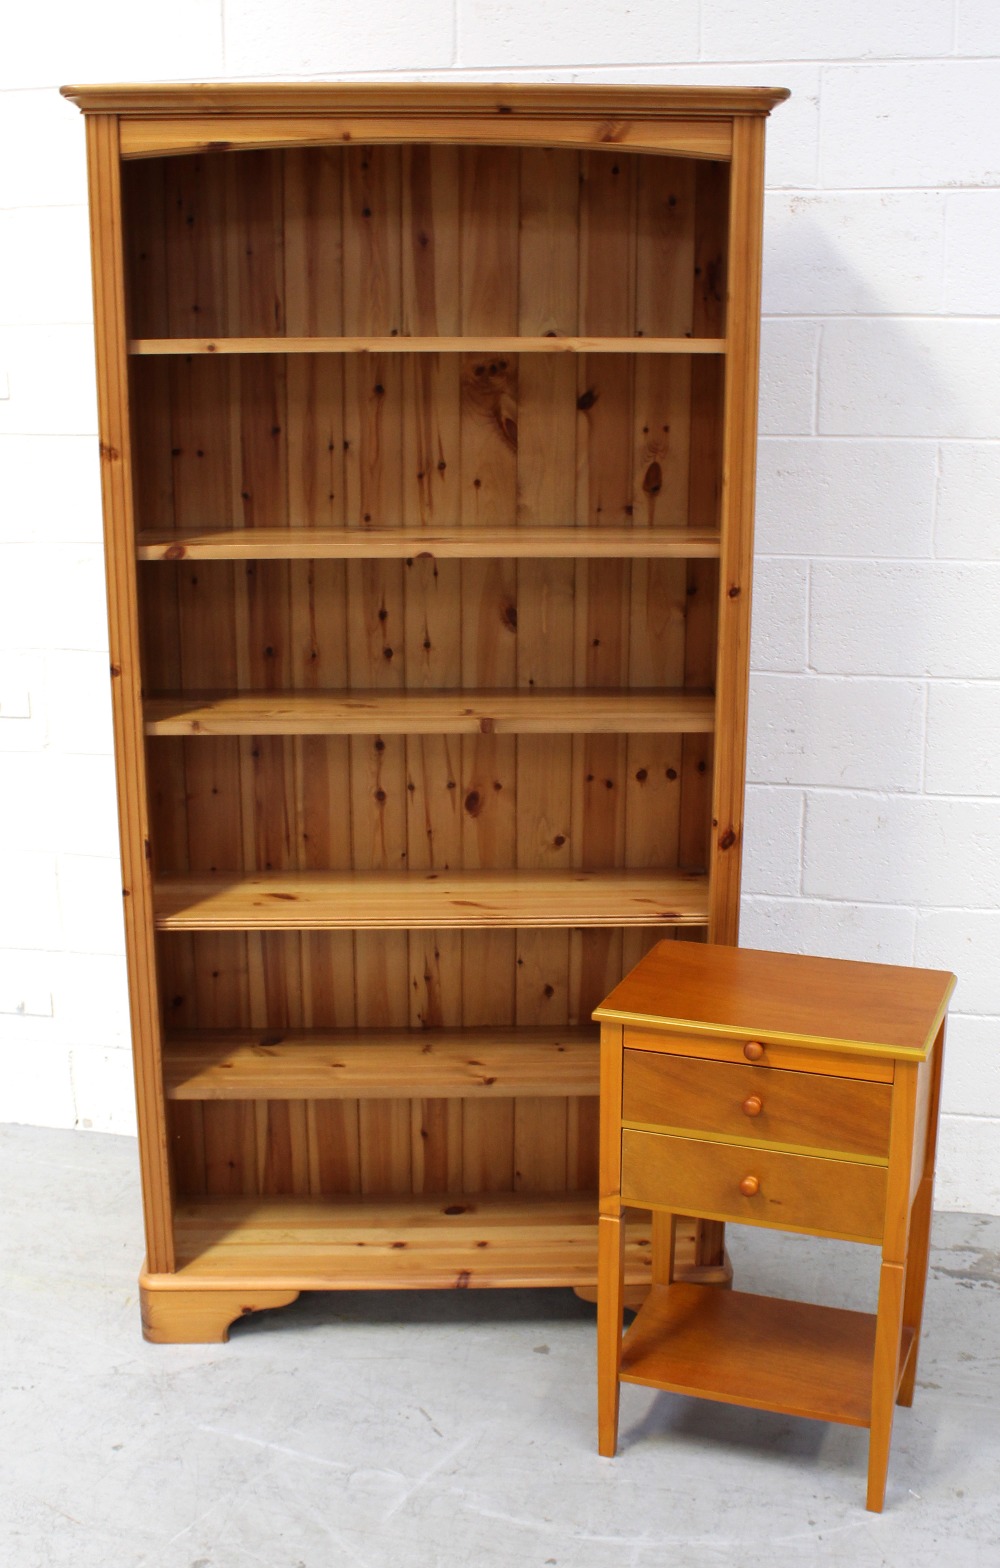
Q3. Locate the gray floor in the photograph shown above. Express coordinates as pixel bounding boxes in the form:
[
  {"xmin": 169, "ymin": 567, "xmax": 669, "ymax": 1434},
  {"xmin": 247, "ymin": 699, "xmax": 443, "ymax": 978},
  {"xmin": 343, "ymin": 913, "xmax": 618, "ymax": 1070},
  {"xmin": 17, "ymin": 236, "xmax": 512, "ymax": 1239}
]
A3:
[{"xmin": 2, "ymin": 1124, "xmax": 997, "ymax": 1568}]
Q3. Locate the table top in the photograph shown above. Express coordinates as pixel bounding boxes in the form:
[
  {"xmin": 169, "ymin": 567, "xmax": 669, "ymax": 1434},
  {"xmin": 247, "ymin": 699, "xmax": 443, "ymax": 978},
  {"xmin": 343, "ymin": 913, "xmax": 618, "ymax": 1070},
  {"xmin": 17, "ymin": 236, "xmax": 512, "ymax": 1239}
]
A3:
[{"xmin": 593, "ymin": 941, "xmax": 956, "ymax": 1061}]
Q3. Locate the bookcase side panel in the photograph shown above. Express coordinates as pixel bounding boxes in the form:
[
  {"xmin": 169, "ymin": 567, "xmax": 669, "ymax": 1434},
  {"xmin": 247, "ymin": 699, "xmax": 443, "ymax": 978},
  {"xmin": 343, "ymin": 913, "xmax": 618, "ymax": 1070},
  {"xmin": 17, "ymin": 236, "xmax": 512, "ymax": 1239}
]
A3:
[{"xmin": 88, "ymin": 114, "xmax": 176, "ymax": 1272}]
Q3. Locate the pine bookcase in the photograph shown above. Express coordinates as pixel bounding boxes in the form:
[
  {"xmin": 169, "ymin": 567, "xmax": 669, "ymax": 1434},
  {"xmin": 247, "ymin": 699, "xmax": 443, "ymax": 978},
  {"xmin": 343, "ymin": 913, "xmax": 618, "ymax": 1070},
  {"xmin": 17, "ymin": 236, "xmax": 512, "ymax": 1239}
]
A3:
[{"xmin": 64, "ymin": 82, "xmax": 788, "ymax": 1342}]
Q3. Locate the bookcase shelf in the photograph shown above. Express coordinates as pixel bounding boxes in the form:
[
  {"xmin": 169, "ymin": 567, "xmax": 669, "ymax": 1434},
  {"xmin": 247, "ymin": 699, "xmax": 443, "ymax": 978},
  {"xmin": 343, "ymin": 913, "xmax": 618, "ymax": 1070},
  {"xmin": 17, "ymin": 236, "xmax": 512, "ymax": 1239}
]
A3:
[
  {"xmin": 163, "ymin": 1024, "xmax": 599, "ymax": 1100},
  {"xmin": 144, "ymin": 687, "xmax": 716, "ymax": 737},
  {"xmin": 153, "ymin": 869, "xmax": 711, "ymax": 932},
  {"xmin": 135, "ymin": 526, "xmax": 723, "ymax": 561},
  {"xmin": 130, "ymin": 334, "xmax": 727, "ymax": 356}
]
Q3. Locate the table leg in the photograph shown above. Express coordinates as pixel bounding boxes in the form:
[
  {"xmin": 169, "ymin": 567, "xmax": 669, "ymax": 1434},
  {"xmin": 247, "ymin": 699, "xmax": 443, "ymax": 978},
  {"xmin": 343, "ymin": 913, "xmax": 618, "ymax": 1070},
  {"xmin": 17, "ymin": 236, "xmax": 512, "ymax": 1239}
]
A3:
[
  {"xmin": 897, "ymin": 1176, "xmax": 933, "ymax": 1407},
  {"xmin": 652, "ymin": 1210, "xmax": 678, "ymax": 1285},
  {"xmin": 695, "ymin": 1218, "xmax": 726, "ymax": 1271},
  {"xmin": 597, "ymin": 1212, "xmax": 625, "ymax": 1457},
  {"xmin": 868, "ymin": 1259, "xmax": 905, "ymax": 1512},
  {"xmin": 898, "ymin": 1025, "xmax": 945, "ymax": 1408}
]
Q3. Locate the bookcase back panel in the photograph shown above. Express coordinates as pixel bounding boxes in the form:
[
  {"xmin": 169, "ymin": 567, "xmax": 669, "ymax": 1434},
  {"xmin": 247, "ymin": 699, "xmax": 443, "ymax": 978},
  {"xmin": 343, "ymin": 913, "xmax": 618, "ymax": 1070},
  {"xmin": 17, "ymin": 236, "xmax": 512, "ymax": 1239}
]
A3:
[
  {"xmin": 147, "ymin": 730, "xmax": 712, "ymax": 877},
  {"xmin": 159, "ymin": 928, "xmax": 669, "ymax": 1032},
  {"xmin": 123, "ymin": 145, "xmax": 729, "ymax": 344},
  {"xmin": 129, "ymin": 137, "xmax": 726, "ymax": 1213},
  {"xmin": 169, "ymin": 1095, "xmax": 607, "ymax": 1199},
  {"xmin": 139, "ymin": 558, "xmax": 716, "ymax": 691},
  {"xmin": 129, "ymin": 352, "xmax": 722, "ymax": 535}
]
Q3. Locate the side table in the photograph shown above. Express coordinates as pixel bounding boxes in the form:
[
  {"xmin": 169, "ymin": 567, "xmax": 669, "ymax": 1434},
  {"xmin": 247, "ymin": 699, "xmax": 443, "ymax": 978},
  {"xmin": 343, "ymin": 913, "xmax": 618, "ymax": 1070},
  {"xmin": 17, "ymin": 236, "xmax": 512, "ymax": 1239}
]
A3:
[{"xmin": 594, "ymin": 941, "xmax": 955, "ymax": 1512}]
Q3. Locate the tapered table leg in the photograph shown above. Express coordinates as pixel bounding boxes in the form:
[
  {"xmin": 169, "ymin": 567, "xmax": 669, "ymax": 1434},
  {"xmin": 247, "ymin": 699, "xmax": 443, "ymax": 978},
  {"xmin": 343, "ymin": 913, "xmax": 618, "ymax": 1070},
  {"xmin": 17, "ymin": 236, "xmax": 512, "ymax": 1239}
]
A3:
[{"xmin": 597, "ymin": 1212, "xmax": 625, "ymax": 1457}]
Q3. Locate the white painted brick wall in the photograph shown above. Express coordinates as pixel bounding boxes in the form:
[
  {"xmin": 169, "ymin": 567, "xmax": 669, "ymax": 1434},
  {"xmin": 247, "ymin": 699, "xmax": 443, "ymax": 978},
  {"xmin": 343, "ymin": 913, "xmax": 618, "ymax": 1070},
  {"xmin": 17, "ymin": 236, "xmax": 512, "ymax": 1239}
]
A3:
[{"xmin": 1, "ymin": 2, "xmax": 997, "ymax": 1214}]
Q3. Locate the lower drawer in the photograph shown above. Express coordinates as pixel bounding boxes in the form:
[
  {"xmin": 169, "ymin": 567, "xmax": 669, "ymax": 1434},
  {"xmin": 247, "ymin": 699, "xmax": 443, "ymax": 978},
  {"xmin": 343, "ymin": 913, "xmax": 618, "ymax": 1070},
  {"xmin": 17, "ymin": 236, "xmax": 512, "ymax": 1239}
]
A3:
[{"xmin": 621, "ymin": 1128, "xmax": 887, "ymax": 1244}]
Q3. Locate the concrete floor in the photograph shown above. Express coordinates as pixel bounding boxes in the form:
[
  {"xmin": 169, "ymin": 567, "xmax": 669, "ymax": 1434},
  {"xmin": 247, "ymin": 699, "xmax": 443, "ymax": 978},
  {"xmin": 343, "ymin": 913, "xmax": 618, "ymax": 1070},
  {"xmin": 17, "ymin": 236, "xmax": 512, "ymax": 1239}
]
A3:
[{"xmin": 2, "ymin": 1124, "xmax": 998, "ymax": 1568}]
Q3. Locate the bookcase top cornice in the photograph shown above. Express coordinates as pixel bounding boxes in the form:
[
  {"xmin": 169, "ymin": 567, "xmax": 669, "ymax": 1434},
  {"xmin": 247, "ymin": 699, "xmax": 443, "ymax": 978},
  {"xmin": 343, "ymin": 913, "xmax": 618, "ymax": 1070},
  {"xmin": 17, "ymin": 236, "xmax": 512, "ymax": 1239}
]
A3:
[{"xmin": 61, "ymin": 82, "xmax": 790, "ymax": 118}]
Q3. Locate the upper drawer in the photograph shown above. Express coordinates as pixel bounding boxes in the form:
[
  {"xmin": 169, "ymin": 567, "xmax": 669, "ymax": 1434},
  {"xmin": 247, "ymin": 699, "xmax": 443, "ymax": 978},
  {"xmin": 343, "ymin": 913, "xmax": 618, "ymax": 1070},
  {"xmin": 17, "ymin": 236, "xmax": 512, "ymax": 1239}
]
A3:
[
  {"xmin": 622, "ymin": 1026, "xmax": 894, "ymax": 1082},
  {"xmin": 622, "ymin": 1048, "xmax": 892, "ymax": 1162}
]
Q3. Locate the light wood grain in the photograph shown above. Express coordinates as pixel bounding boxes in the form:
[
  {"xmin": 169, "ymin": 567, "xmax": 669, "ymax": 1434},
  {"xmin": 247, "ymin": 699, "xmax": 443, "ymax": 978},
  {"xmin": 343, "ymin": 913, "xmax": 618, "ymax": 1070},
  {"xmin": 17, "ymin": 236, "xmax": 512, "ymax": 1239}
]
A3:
[
  {"xmin": 620, "ymin": 1283, "xmax": 878, "ymax": 1427},
  {"xmin": 163, "ymin": 1025, "xmax": 598, "ymax": 1099},
  {"xmin": 596, "ymin": 939, "xmax": 956, "ymax": 1061},
  {"xmin": 136, "ymin": 525, "xmax": 722, "ymax": 560},
  {"xmin": 116, "ymin": 116, "xmax": 740, "ymax": 163},
  {"xmin": 154, "ymin": 868, "xmax": 709, "ymax": 931},
  {"xmin": 145, "ymin": 688, "xmax": 715, "ymax": 736},
  {"xmin": 130, "ymin": 334, "xmax": 727, "ymax": 356},
  {"xmin": 139, "ymin": 1282, "xmax": 301, "ymax": 1343},
  {"xmin": 621, "ymin": 1128, "xmax": 888, "ymax": 1244},
  {"xmin": 163, "ymin": 1192, "xmax": 655, "ymax": 1289},
  {"xmin": 85, "ymin": 114, "xmax": 176, "ymax": 1274},
  {"xmin": 621, "ymin": 1024, "xmax": 895, "ymax": 1081},
  {"xmin": 63, "ymin": 82, "xmax": 789, "ymax": 117},
  {"xmin": 622, "ymin": 1048, "xmax": 892, "ymax": 1161},
  {"xmin": 709, "ymin": 117, "xmax": 764, "ymax": 944}
]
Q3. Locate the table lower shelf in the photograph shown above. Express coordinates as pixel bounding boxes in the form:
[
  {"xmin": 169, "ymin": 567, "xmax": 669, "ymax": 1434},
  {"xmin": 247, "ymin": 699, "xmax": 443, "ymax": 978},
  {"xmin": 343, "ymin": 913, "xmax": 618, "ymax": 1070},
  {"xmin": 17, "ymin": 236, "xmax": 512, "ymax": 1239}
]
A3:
[
  {"xmin": 619, "ymin": 1282, "xmax": 913, "ymax": 1429},
  {"xmin": 154, "ymin": 1193, "xmax": 718, "ymax": 1291}
]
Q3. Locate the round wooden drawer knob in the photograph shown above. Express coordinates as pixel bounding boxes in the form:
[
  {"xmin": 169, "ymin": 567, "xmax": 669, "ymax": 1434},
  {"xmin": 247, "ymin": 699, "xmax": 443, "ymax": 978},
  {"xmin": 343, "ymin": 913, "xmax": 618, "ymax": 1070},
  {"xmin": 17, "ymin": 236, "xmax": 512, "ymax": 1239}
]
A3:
[
  {"xmin": 742, "ymin": 1094, "xmax": 763, "ymax": 1118},
  {"xmin": 743, "ymin": 1040, "xmax": 765, "ymax": 1061},
  {"xmin": 739, "ymin": 1174, "xmax": 760, "ymax": 1197}
]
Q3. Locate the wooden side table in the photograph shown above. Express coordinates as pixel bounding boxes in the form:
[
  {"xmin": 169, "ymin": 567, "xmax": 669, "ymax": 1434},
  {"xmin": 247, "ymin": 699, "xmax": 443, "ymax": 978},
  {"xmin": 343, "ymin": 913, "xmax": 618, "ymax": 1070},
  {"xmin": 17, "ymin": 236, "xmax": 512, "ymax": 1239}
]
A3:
[{"xmin": 594, "ymin": 941, "xmax": 955, "ymax": 1512}]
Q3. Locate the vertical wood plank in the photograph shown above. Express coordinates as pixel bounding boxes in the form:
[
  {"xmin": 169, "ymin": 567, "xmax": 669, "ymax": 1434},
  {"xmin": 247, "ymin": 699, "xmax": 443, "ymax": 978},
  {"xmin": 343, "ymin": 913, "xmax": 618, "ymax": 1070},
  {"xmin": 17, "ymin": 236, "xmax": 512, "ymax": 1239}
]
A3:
[
  {"xmin": 513, "ymin": 147, "xmax": 580, "ymax": 1193},
  {"xmin": 398, "ymin": 147, "xmax": 467, "ymax": 1190},
  {"xmin": 709, "ymin": 129, "xmax": 758, "ymax": 944},
  {"xmin": 86, "ymin": 114, "xmax": 177, "ymax": 1266},
  {"xmin": 459, "ymin": 146, "xmax": 520, "ymax": 1192},
  {"xmin": 626, "ymin": 155, "xmax": 695, "ymax": 881},
  {"xmin": 460, "ymin": 931, "xmax": 516, "ymax": 1192},
  {"xmin": 305, "ymin": 930, "xmax": 362, "ymax": 1196},
  {"xmin": 570, "ymin": 150, "xmax": 637, "ymax": 1188},
  {"xmin": 282, "ymin": 147, "xmax": 359, "ymax": 1192},
  {"xmin": 680, "ymin": 160, "xmax": 727, "ymax": 884},
  {"xmin": 341, "ymin": 144, "xmax": 413, "ymax": 1193},
  {"xmin": 222, "ymin": 151, "xmax": 304, "ymax": 1193}
]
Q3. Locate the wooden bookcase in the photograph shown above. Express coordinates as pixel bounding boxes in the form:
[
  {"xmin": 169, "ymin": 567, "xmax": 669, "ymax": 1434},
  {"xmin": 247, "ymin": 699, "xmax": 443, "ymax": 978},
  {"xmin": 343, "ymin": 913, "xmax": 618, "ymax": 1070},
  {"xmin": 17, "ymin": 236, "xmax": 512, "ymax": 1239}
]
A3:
[{"xmin": 65, "ymin": 83, "xmax": 788, "ymax": 1342}]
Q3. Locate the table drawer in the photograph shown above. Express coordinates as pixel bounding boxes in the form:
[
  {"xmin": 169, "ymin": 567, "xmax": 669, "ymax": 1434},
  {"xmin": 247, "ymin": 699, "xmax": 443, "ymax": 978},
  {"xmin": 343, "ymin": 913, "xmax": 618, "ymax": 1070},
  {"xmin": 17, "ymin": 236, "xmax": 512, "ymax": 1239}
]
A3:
[
  {"xmin": 622, "ymin": 1027, "xmax": 894, "ymax": 1082},
  {"xmin": 622, "ymin": 1049, "xmax": 892, "ymax": 1161},
  {"xmin": 621, "ymin": 1128, "xmax": 887, "ymax": 1244}
]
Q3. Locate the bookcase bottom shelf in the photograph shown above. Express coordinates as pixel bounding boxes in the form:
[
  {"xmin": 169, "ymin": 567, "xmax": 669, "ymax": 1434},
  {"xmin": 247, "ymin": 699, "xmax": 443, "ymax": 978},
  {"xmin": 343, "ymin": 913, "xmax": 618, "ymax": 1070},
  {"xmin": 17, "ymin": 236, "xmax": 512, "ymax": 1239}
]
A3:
[{"xmin": 139, "ymin": 1196, "xmax": 722, "ymax": 1341}]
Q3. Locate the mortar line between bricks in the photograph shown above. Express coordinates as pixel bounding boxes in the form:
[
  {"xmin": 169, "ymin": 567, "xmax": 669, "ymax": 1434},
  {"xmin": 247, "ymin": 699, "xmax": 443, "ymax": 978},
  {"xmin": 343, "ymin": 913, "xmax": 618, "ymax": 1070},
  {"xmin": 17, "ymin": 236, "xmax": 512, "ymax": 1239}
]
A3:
[
  {"xmin": 796, "ymin": 892, "xmax": 999, "ymax": 913},
  {"xmin": 798, "ymin": 783, "xmax": 1000, "ymax": 805},
  {"xmin": 918, "ymin": 675, "xmax": 930, "ymax": 797},
  {"xmin": 766, "ymin": 552, "xmax": 1000, "ymax": 566},
  {"xmin": 750, "ymin": 672, "xmax": 1000, "ymax": 686},
  {"xmin": 769, "ymin": 185, "xmax": 1000, "ymax": 195},
  {"xmin": 759, "ymin": 434, "xmax": 1000, "ymax": 443},
  {"xmin": 765, "ymin": 312, "xmax": 1000, "ymax": 323},
  {"xmin": 931, "ymin": 438, "xmax": 945, "ymax": 554}
]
